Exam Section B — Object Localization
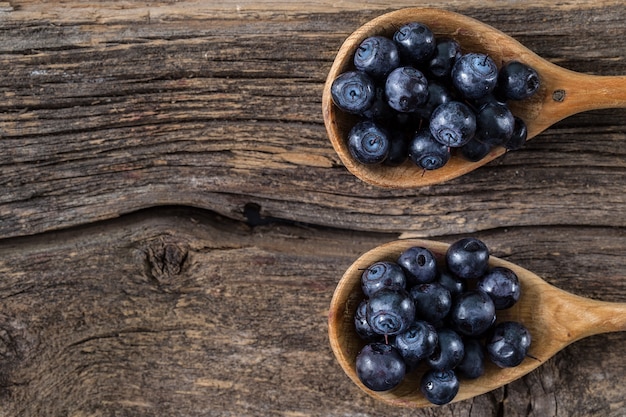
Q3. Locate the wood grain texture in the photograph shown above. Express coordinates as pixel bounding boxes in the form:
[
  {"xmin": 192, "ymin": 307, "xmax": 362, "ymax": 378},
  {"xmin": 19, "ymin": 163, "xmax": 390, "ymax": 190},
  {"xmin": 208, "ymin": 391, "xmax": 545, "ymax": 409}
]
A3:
[{"xmin": 0, "ymin": 1, "xmax": 625, "ymax": 415}]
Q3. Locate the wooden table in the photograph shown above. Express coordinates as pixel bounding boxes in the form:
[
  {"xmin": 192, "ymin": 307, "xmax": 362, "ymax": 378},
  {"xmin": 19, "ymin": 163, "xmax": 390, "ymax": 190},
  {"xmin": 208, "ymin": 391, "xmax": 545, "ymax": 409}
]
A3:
[{"xmin": 1, "ymin": 1, "xmax": 625, "ymax": 415}]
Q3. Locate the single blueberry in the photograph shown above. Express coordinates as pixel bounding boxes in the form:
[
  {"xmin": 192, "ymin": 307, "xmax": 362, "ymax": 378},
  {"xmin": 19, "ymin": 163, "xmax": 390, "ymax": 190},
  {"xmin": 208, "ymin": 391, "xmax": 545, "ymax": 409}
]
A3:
[
  {"xmin": 475, "ymin": 102, "xmax": 515, "ymax": 147},
  {"xmin": 446, "ymin": 237, "xmax": 490, "ymax": 279},
  {"xmin": 347, "ymin": 120, "xmax": 390, "ymax": 165},
  {"xmin": 360, "ymin": 87, "xmax": 394, "ymax": 121},
  {"xmin": 384, "ymin": 129, "xmax": 410, "ymax": 167},
  {"xmin": 459, "ymin": 137, "xmax": 493, "ymax": 162},
  {"xmin": 498, "ymin": 60, "xmax": 540, "ymax": 100},
  {"xmin": 393, "ymin": 320, "xmax": 438, "ymax": 370},
  {"xmin": 385, "ymin": 66, "xmax": 429, "ymax": 113},
  {"xmin": 437, "ymin": 270, "xmax": 467, "ymax": 297},
  {"xmin": 354, "ymin": 299, "xmax": 381, "ymax": 341},
  {"xmin": 392, "ymin": 22, "xmax": 436, "ymax": 64},
  {"xmin": 330, "ymin": 70, "xmax": 376, "ymax": 114},
  {"xmin": 409, "ymin": 282, "xmax": 452, "ymax": 324},
  {"xmin": 428, "ymin": 37, "xmax": 462, "ymax": 79},
  {"xmin": 456, "ymin": 338, "xmax": 485, "ymax": 379},
  {"xmin": 415, "ymin": 80, "xmax": 456, "ymax": 119},
  {"xmin": 427, "ymin": 328, "xmax": 465, "ymax": 371},
  {"xmin": 452, "ymin": 53, "xmax": 498, "ymax": 100},
  {"xmin": 354, "ymin": 35, "xmax": 401, "ymax": 79},
  {"xmin": 420, "ymin": 369, "xmax": 460, "ymax": 405},
  {"xmin": 450, "ymin": 290, "xmax": 496, "ymax": 337},
  {"xmin": 361, "ymin": 261, "xmax": 407, "ymax": 297},
  {"xmin": 356, "ymin": 343, "xmax": 406, "ymax": 391},
  {"xmin": 486, "ymin": 321, "xmax": 532, "ymax": 368},
  {"xmin": 366, "ymin": 288, "xmax": 415, "ymax": 336},
  {"xmin": 477, "ymin": 266, "xmax": 521, "ymax": 310},
  {"xmin": 408, "ymin": 129, "xmax": 451, "ymax": 171},
  {"xmin": 429, "ymin": 101, "xmax": 477, "ymax": 147},
  {"xmin": 397, "ymin": 246, "xmax": 438, "ymax": 286},
  {"xmin": 504, "ymin": 116, "xmax": 528, "ymax": 150}
]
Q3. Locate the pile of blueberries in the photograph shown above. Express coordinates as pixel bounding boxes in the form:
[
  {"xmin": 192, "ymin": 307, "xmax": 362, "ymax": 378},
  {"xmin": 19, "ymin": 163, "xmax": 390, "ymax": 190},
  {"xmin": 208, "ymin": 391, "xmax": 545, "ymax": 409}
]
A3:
[
  {"xmin": 331, "ymin": 22, "xmax": 540, "ymax": 170},
  {"xmin": 354, "ymin": 238, "xmax": 531, "ymax": 405}
]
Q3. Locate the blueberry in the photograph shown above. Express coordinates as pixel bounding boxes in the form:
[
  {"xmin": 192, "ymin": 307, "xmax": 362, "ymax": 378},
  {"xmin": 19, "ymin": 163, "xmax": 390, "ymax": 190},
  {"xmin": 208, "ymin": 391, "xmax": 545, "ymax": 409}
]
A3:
[
  {"xmin": 498, "ymin": 61, "xmax": 540, "ymax": 100},
  {"xmin": 366, "ymin": 288, "xmax": 415, "ymax": 336},
  {"xmin": 356, "ymin": 343, "xmax": 406, "ymax": 391},
  {"xmin": 504, "ymin": 116, "xmax": 528, "ymax": 150},
  {"xmin": 437, "ymin": 270, "xmax": 467, "ymax": 297},
  {"xmin": 392, "ymin": 22, "xmax": 436, "ymax": 65},
  {"xmin": 354, "ymin": 36, "xmax": 401, "ymax": 79},
  {"xmin": 397, "ymin": 246, "xmax": 438, "ymax": 286},
  {"xmin": 415, "ymin": 80, "xmax": 456, "ymax": 119},
  {"xmin": 408, "ymin": 129, "xmax": 451, "ymax": 170},
  {"xmin": 446, "ymin": 237, "xmax": 490, "ymax": 280},
  {"xmin": 409, "ymin": 282, "xmax": 452, "ymax": 324},
  {"xmin": 486, "ymin": 321, "xmax": 532, "ymax": 368},
  {"xmin": 475, "ymin": 102, "xmax": 515, "ymax": 147},
  {"xmin": 385, "ymin": 66, "xmax": 429, "ymax": 113},
  {"xmin": 347, "ymin": 120, "xmax": 390, "ymax": 164},
  {"xmin": 427, "ymin": 328, "xmax": 465, "ymax": 371},
  {"xmin": 450, "ymin": 290, "xmax": 496, "ymax": 337},
  {"xmin": 456, "ymin": 338, "xmax": 485, "ymax": 379},
  {"xmin": 452, "ymin": 53, "xmax": 498, "ymax": 99},
  {"xmin": 420, "ymin": 369, "xmax": 460, "ymax": 405},
  {"xmin": 361, "ymin": 261, "xmax": 406, "ymax": 297},
  {"xmin": 384, "ymin": 129, "xmax": 410, "ymax": 167},
  {"xmin": 330, "ymin": 70, "xmax": 376, "ymax": 114},
  {"xmin": 354, "ymin": 299, "xmax": 380, "ymax": 341},
  {"xmin": 360, "ymin": 87, "xmax": 394, "ymax": 121},
  {"xmin": 429, "ymin": 101, "xmax": 476, "ymax": 147},
  {"xmin": 393, "ymin": 320, "xmax": 438, "ymax": 370},
  {"xmin": 459, "ymin": 137, "xmax": 493, "ymax": 162},
  {"xmin": 477, "ymin": 266, "xmax": 521, "ymax": 310},
  {"xmin": 428, "ymin": 38, "xmax": 462, "ymax": 79}
]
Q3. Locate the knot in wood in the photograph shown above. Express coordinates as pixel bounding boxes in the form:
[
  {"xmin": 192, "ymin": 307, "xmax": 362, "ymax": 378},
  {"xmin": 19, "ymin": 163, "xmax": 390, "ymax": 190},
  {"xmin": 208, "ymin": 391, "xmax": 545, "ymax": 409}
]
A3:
[{"xmin": 144, "ymin": 238, "xmax": 189, "ymax": 285}]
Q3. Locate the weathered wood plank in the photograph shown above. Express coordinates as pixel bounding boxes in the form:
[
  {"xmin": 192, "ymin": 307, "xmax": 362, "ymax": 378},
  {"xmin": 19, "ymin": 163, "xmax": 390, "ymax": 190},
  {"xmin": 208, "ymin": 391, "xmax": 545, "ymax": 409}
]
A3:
[
  {"xmin": 0, "ymin": 208, "xmax": 624, "ymax": 416},
  {"xmin": 1, "ymin": 3, "xmax": 625, "ymax": 238}
]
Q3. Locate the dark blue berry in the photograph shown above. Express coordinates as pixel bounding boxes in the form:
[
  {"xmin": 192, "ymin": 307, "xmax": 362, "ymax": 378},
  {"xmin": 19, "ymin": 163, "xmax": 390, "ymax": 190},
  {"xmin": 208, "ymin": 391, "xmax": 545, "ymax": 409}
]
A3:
[
  {"xmin": 456, "ymin": 338, "xmax": 485, "ymax": 379},
  {"xmin": 427, "ymin": 328, "xmax": 465, "ymax": 371},
  {"xmin": 385, "ymin": 66, "xmax": 429, "ymax": 113},
  {"xmin": 475, "ymin": 102, "xmax": 515, "ymax": 147},
  {"xmin": 361, "ymin": 261, "xmax": 406, "ymax": 297},
  {"xmin": 360, "ymin": 87, "xmax": 394, "ymax": 121},
  {"xmin": 347, "ymin": 120, "xmax": 390, "ymax": 164},
  {"xmin": 397, "ymin": 246, "xmax": 438, "ymax": 286},
  {"xmin": 460, "ymin": 137, "xmax": 492, "ymax": 162},
  {"xmin": 428, "ymin": 38, "xmax": 462, "ymax": 79},
  {"xmin": 477, "ymin": 267, "xmax": 521, "ymax": 310},
  {"xmin": 356, "ymin": 343, "xmax": 406, "ymax": 391},
  {"xmin": 446, "ymin": 237, "xmax": 490, "ymax": 280},
  {"xmin": 393, "ymin": 320, "xmax": 438, "ymax": 370},
  {"xmin": 504, "ymin": 116, "xmax": 528, "ymax": 150},
  {"xmin": 409, "ymin": 282, "xmax": 452, "ymax": 324},
  {"xmin": 420, "ymin": 369, "xmax": 460, "ymax": 405},
  {"xmin": 330, "ymin": 70, "xmax": 376, "ymax": 114},
  {"xmin": 437, "ymin": 270, "xmax": 467, "ymax": 297},
  {"xmin": 452, "ymin": 53, "xmax": 498, "ymax": 99},
  {"xmin": 354, "ymin": 36, "xmax": 400, "ymax": 79},
  {"xmin": 498, "ymin": 61, "xmax": 540, "ymax": 100},
  {"xmin": 366, "ymin": 288, "xmax": 415, "ymax": 336},
  {"xmin": 408, "ymin": 129, "xmax": 451, "ymax": 170},
  {"xmin": 450, "ymin": 290, "xmax": 496, "ymax": 337},
  {"xmin": 354, "ymin": 299, "xmax": 380, "ymax": 341},
  {"xmin": 486, "ymin": 321, "xmax": 532, "ymax": 368},
  {"xmin": 392, "ymin": 22, "xmax": 436, "ymax": 65},
  {"xmin": 415, "ymin": 80, "xmax": 456, "ymax": 119},
  {"xmin": 384, "ymin": 129, "xmax": 410, "ymax": 167},
  {"xmin": 429, "ymin": 101, "xmax": 476, "ymax": 147}
]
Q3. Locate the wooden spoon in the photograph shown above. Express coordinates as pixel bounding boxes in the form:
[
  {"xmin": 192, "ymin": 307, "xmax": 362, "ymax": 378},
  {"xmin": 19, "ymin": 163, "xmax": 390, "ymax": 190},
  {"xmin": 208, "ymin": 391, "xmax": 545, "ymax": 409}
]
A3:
[
  {"xmin": 322, "ymin": 8, "xmax": 626, "ymax": 188},
  {"xmin": 328, "ymin": 238, "xmax": 626, "ymax": 407}
]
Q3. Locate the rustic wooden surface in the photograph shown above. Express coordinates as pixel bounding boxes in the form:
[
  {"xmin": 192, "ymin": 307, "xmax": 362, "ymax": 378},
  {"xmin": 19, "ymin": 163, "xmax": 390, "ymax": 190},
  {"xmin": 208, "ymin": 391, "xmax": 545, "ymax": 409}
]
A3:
[{"xmin": 1, "ymin": 1, "xmax": 625, "ymax": 416}]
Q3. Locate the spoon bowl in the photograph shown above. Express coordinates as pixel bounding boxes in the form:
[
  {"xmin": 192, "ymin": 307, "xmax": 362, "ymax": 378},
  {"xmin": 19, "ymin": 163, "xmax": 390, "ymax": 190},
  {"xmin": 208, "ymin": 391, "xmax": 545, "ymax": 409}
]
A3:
[
  {"xmin": 328, "ymin": 238, "xmax": 626, "ymax": 407},
  {"xmin": 322, "ymin": 8, "xmax": 626, "ymax": 188}
]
